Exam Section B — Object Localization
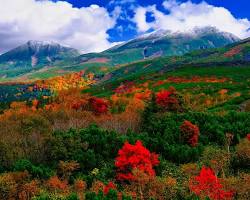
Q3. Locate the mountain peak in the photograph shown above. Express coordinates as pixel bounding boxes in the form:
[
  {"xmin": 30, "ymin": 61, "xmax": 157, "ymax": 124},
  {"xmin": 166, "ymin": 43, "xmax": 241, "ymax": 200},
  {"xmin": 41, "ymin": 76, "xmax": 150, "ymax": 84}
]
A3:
[
  {"xmin": 139, "ymin": 26, "xmax": 239, "ymax": 41},
  {"xmin": 0, "ymin": 40, "xmax": 80, "ymax": 67}
]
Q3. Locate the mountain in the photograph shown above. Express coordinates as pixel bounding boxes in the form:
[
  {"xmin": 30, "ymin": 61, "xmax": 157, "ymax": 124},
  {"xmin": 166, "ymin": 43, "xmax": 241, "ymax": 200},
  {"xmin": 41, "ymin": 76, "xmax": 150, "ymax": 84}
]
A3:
[
  {"xmin": 0, "ymin": 41, "xmax": 80, "ymax": 80},
  {"xmin": 0, "ymin": 27, "xmax": 241, "ymax": 81},
  {"xmin": 98, "ymin": 37, "xmax": 250, "ymax": 84},
  {"xmin": 76, "ymin": 27, "xmax": 240, "ymax": 66}
]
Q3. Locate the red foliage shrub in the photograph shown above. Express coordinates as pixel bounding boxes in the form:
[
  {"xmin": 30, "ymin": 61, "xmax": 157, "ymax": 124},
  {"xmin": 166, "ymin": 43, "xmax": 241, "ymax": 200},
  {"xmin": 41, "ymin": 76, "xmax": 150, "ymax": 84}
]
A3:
[
  {"xmin": 89, "ymin": 97, "xmax": 108, "ymax": 114},
  {"xmin": 103, "ymin": 182, "xmax": 117, "ymax": 195},
  {"xmin": 189, "ymin": 166, "xmax": 234, "ymax": 200},
  {"xmin": 115, "ymin": 140, "xmax": 159, "ymax": 182},
  {"xmin": 180, "ymin": 120, "xmax": 200, "ymax": 147},
  {"xmin": 155, "ymin": 87, "xmax": 179, "ymax": 111}
]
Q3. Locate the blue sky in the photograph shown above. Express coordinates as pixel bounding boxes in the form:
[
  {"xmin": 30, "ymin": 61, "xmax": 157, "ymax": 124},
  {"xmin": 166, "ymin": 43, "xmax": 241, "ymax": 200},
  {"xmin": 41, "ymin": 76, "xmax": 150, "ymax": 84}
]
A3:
[
  {"xmin": 54, "ymin": 0, "xmax": 250, "ymax": 42},
  {"xmin": 0, "ymin": 0, "xmax": 249, "ymax": 53}
]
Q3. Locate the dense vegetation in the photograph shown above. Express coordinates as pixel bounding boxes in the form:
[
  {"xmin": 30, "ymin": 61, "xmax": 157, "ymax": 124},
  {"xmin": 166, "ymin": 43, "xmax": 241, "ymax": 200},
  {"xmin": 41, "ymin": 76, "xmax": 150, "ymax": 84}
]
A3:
[
  {"xmin": 0, "ymin": 38, "xmax": 250, "ymax": 199},
  {"xmin": 0, "ymin": 63, "xmax": 250, "ymax": 199}
]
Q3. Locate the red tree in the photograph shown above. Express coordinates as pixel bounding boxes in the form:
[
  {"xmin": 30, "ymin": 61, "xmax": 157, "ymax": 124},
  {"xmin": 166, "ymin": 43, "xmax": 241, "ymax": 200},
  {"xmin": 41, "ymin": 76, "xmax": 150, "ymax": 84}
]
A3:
[
  {"xmin": 180, "ymin": 120, "xmax": 200, "ymax": 147},
  {"xmin": 155, "ymin": 87, "xmax": 179, "ymax": 111},
  {"xmin": 89, "ymin": 97, "xmax": 108, "ymax": 114},
  {"xmin": 115, "ymin": 140, "xmax": 159, "ymax": 182},
  {"xmin": 189, "ymin": 166, "xmax": 234, "ymax": 200}
]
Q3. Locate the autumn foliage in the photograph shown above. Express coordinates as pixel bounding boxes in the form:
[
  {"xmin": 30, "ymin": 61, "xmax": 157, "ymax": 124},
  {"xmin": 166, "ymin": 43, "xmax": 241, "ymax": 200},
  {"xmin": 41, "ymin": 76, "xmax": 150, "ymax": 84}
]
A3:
[
  {"xmin": 155, "ymin": 87, "xmax": 180, "ymax": 111},
  {"xmin": 189, "ymin": 166, "xmax": 234, "ymax": 200},
  {"xmin": 89, "ymin": 97, "xmax": 109, "ymax": 114},
  {"xmin": 47, "ymin": 176, "xmax": 68, "ymax": 193},
  {"xmin": 180, "ymin": 120, "xmax": 200, "ymax": 147},
  {"xmin": 115, "ymin": 140, "xmax": 159, "ymax": 181}
]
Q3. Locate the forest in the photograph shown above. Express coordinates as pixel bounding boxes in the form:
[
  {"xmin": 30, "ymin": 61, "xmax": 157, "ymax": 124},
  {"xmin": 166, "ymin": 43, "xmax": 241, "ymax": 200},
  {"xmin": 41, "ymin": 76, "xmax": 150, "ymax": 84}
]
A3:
[{"xmin": 0, "ymin": 66, "xmax": 249, "ymax": 200}]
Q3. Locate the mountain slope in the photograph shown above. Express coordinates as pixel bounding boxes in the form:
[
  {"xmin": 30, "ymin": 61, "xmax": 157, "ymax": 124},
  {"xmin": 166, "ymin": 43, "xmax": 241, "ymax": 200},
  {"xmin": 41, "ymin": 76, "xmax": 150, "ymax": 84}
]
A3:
[
  {"xmin": 76, "ymin": 27, "xmax": 239, "ymax": 66},
  {"xmin": 0, "ymin": 41, "xmax": 80, "ymax": 79},
  {"xmin": 97, "ymin": 37, "xmax": 250, "ymax": 85}
]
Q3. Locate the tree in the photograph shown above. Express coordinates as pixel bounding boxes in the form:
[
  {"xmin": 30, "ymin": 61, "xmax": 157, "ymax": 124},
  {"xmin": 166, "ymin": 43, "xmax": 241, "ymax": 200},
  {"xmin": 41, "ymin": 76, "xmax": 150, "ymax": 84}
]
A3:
[
  {"xmin": 115, "ymin": 140, "xmax": 159, "ymax": 181},
  {"xmin": 189, "ymin": 166, "xmax": 233, "ymax": 200},
  {"xmin": 155, "ymin": 87, "xmax": 180, "ymax": 111},
  {"xmin": 47, "ymin": 176, "xmax": 68, "ymax": 194},
  {"xmin": 180, "ymin": 120, "xmax": 200, "ymax": 147},
  {"xmin": 89, "ymin": 97, "xmax": 109, "ymax": 114},
  {"xmin": 58, "ymin": 161, "xmax": 80, "ymax": 180}
]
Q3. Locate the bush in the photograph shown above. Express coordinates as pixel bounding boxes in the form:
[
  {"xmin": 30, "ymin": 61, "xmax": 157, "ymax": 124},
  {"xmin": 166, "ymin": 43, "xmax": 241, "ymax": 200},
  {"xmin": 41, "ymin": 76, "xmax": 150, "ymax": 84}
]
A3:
[{"xmin": 13, "ymin": 159, "xmax": 54, "ymax": 179}]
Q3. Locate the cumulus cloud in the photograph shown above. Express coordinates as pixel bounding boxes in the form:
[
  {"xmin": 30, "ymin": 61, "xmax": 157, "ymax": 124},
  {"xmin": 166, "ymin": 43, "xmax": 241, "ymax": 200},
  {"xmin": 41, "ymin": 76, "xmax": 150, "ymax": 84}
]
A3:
[
  {"xmin": 0, "ymin": 0, "xmax": 117, "ymax": 53},
  {"xmin": 133, "ymin": 0, "xmax": 250, "ymax": 38}
]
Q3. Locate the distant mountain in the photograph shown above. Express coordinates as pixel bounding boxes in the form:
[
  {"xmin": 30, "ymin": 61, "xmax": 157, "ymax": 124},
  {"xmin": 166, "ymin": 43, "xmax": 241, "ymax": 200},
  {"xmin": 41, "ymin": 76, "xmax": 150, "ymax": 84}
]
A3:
[
  {"xmin": 76, "ymin": 27, "xmax": 240, "ymax": 66},
  {"xmin": 0, "ymin": 40, "xmax": 80, "ymax": 66},
  {"xmin": 0, "ymin": 41, "xmax": 80, "ymax": 79},
  {"xmin": 0, "ymin": 27, "xmax": 241, "ymax": 81}
]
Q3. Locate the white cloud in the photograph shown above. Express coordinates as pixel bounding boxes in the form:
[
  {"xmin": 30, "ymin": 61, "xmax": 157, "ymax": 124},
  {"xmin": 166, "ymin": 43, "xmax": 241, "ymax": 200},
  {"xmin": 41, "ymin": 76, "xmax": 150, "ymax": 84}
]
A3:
[
  {"xmin": 0, "ymin": 0, "xmax": 117, "ymax": 53},
  {"xmin": 133, "ymin": 0, "xmax": 250, "ymax": 38},
  {"xmin": 133, "ymin": 6, "xmax": 154, "ymax": 32}
]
